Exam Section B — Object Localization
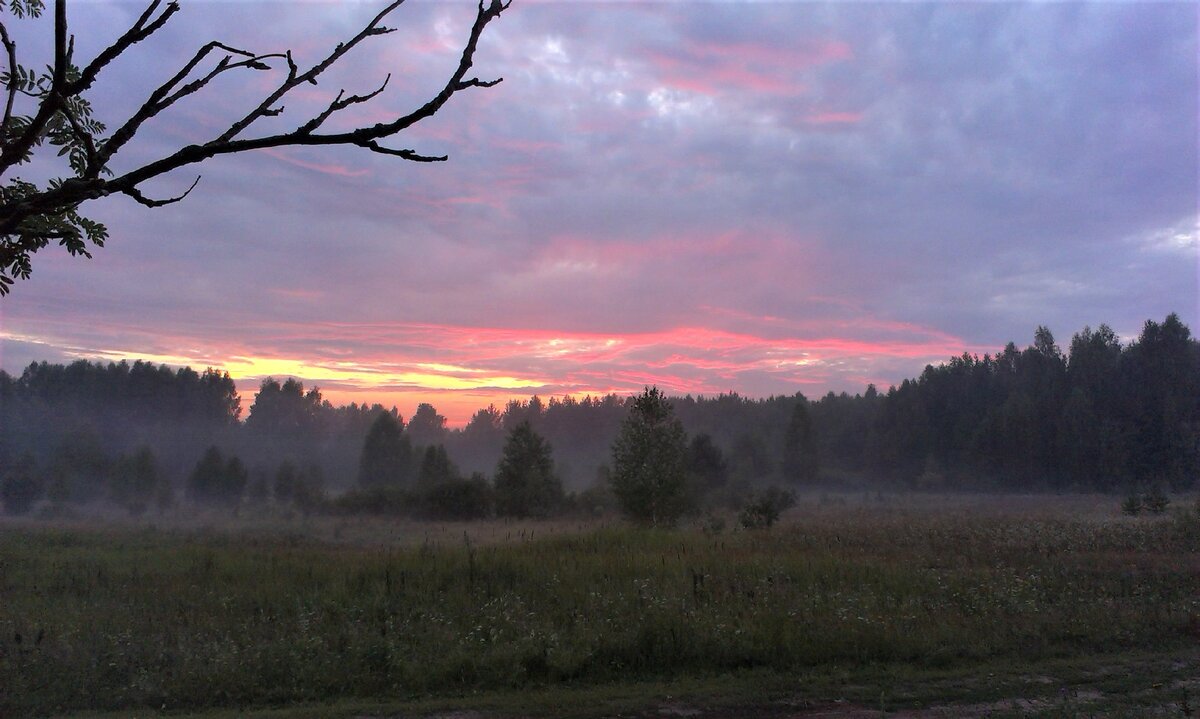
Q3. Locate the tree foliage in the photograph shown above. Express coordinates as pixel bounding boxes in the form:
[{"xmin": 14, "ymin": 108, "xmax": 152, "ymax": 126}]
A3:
[
  {"xmin": 610, "ymin": 387, "xmax": 690, "ymax": 526},
  {"xmin": 781, "ymin": 398, "xmax": 819, "ymax": 483},
  {"xmin": 685, "ymin": 433, "xmax": 728, "ymax": 491},
  {"xmin": 417, "ymin": 444, "xmax": 458, "ymax": 486},
  {"xmin": 493, "ymin": 420, "xmax": 562, "ymax": 518},
  {"xmin": 738, "ymin": 486, "xmax": 796, "ymax": 529},
  {"xmin": 408, "ymin": 403, "xmax": 449, "ymax": 448},
  {"xmin": 186, "ymin": 445, "xmax": 246, "ymax": 507},
  {"xmin": 357, "ymin": 411, "xmax": 412, "ymax": 488},
  {"xmin": 109, "ymin": 445, "xmax": 161, "ymax": 516},
  {"xmin": 0, "ymin": 0, "xmax": 510, "ymax": 292},
  {"xmin": 1, "ymin": 314, "xmax": 1197, "ymax": 515},
  {"xmin": 425, "ymin": 472, "xmax": 492, "ymax": 520},
  {"xmin": 1, "ymin": 451, "xmax": 42, "ymax": 514}
]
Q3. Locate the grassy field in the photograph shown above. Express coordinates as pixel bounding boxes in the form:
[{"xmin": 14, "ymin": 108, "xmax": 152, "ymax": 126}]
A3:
[{"xmin": 2, "ymin": 494, "xmax": 1199, "ymax": 718}]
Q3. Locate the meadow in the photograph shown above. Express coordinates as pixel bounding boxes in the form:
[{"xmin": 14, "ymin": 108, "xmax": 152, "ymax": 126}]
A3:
[{"xmin": 2, "ymin": 494, "xmax": 1199, "ymax": 718}]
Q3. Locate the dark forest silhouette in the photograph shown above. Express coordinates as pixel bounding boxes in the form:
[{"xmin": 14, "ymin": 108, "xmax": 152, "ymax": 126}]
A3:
[{"xmin": 2, "ymin": 314, "xmax": 1197, "ymax": 519}]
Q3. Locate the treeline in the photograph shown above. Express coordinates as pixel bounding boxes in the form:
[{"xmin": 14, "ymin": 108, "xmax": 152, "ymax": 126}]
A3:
[
  {"xmin": 840, "ymin": 314, "xmax": 1199, "ymax": 491},
  {"xmin": 0, "ymin": 314, "xmax": 1196, "ymax": 518}
]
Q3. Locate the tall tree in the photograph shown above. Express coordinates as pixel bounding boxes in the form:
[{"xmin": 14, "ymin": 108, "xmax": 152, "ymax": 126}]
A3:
[
  {"xmin": 407, "ymin": 403, "xmax": 448, "ymax": 447},
  {"xmin": 417, "ymin": 444, "xmax": 458, "ymax": 486},
  {"xmin": 610, "ymin": 387, "xmax": 690, "ymax": 526},
  {"xmin": 357, "ymin": 411, "xmax": 412, "ymax": 487},
  {"xmin": 186, "ymin": 445, "xmax": 245, "ymax": 507},
  {"xmin": 1124, "ymin": 313, "xmax": 1199, "ymax": 489},
  {"xmin": 493, "ymin": 421, "xmax": 562, "ymax": 518},
  {"xmin": 782, "ymin": 398, "xmax": 819, "ymax": 483},
  {"xmin": 0, "ymin": 0, "xmax": 512, "ymax": 293},
  {"xmin": 685, "ymin": 433, "xmax": 728, "ymax": 492}
]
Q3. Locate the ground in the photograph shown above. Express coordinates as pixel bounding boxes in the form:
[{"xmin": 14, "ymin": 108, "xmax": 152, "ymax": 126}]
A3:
[{"xmin": 3, "ymin": 492, "xmax": 1198, "ymax": 719}]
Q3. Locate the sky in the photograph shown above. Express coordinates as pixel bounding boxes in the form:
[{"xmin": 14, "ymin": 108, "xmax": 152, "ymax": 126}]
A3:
[{"xmin": 0, "ymin": 0, "xmax": 1196, "ymax": 425}]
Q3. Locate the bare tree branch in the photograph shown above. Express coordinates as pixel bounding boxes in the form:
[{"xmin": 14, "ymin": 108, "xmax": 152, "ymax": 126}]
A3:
[
  {"xmin": 296, "ymin": 74, "xmax": 391, "ymax": 136},
  {"xmin": 0, "ymin": 1, "xmax": 178, "ymax": 174},
  {"xmin": 106, "ymin": 0, "xmax": 509, "ymax": 192},
  {"xmin": 215, "ymin": 0, "xmax": 408, "ymax": 144},
  {"xmin": 70, "ymin": 1, "xmax": 179, "ymax": 96},
  {"xmin": 121, "ymin": 175, "xmax": 200, "ymax": 208},
  {"xmin": 0, "ymin": 21, "xmax": 18, "ymax": 140},
  {"xmin": 355, "ymin": 139, "xmax": 446, "ymax": 162},
  {"xmin": 99, "ymin": 42, "xmax": 283, "ymax": 168},
  {"xmin": 0, "ymin": 0, "xmax": 512, "ymax": 293}
]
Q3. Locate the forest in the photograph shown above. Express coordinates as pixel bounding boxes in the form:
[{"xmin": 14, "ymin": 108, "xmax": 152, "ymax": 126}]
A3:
[{"xmin": 1, "ymin": 313, "xmax": 1197, "ymax": 521}]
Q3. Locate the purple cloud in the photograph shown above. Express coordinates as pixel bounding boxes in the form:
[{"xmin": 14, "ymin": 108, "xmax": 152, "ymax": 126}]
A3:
[{"xmin": 1, "ymin": 1, "xmax": 1195, "ymax": 424}]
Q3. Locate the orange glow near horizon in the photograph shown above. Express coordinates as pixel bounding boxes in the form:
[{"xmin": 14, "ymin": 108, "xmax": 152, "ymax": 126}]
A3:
[{"xmin": 3, "ymin": 320, "xmax": 987, "ymax": 426}]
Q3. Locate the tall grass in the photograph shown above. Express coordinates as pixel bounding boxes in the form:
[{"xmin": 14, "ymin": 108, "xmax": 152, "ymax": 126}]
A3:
[{"xmin": 2, "ymin": 504, "xmax": 1198, "ymax": 715}]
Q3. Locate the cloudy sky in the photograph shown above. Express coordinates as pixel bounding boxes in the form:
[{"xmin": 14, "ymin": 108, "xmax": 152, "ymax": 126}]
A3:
[{"xmin": 0, "ymin": 0, "xmax": 1196, "ymax": 424}]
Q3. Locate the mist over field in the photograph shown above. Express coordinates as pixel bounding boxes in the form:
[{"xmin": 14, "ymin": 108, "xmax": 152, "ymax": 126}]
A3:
[
  {"xmin": 1, "ymin": 0, "xmax": 1198, "ymax": 716},
  {"xmin": 4, "ymin": 315, "xmax": 1197, "ymax": 519}
]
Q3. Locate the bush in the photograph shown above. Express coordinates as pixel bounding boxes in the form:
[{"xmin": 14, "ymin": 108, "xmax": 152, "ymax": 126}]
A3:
[
  {"xmin": 424, "ymin": 474, "xmax": 493, "ymax": 520},
  {"xmin": 1121, "ymin": 491, "xmax": 1143, "ymax": 517},
  {"xmin": 739, "ymin": 487, "xmax": 796, "ymax": 529},
  {"xmin": 1144, "ymin": 486, "xmax": 1170, "ymax": 515},
  {"xmin": 331, "ymin": 486, "xmax": 414, "ymax": 516},
  {"xmin": 1, "ymin": 454, "xmax": 43, "ymax": 515}
]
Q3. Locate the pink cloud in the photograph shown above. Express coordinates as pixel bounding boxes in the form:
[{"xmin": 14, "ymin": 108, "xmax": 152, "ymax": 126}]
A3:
[
  {"xmin": 804, "ymin": 111, "xmax": 864, "ymax": 125},
  {"xmin": 642, "ymin": 38, "xmax": 853, "ymax": 98},
  {"xmin": 259, "ymin": 148, "xmax": 371, "ymax": 178},
  {"xmin": 2, "ymin": 312, "xmax": 985, "ymax": 425}
]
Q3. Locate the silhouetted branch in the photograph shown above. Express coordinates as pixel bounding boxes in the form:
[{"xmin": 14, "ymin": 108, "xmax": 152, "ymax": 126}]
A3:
[
  {"xmin": 121, "ymin": 175, "xmax": 200, "ymax": 208},
  {"xmin": 71, "ymin": 1, "xmax": 180, "ymax": 96},
  {"xmin": 0, "ymin": 21, "xmax": 17, "ymax": 138},
  {"xmin": 354, "ymin": 140, "xmax": 447, "ymax": 163},
  {"xmin": 0, "ymin": 0, "xmax": 511, "ymax": 292}
]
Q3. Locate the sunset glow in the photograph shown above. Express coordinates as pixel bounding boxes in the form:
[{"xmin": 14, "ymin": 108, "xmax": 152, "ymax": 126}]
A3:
[
  {"xmin": 0, "ymin": 1, "xmax": 1194, "ymax": 424},
  {"xmin": 2, "ymin": 318, "xmax": 988, "ymax": 424}
]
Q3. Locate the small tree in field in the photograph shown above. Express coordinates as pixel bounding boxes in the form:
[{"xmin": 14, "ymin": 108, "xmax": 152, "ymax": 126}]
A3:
[
  {"xmin": 494, "ymin": 420, "xmax": 562, "ymax": 518},
  {"xmin": 739, "ymin": 486, "xmax": 796, "ymax": 529},
  {"xmin": 610, "ymin": 387, "xmax": 689, "ymax": 526}
]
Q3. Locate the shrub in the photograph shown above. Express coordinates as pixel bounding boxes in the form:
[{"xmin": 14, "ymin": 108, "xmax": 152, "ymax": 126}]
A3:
[
  {"xmin": 1, "ymin": 454, "xmax": 43, "ymax": 515},
  {"xmin": 1121, "ymin": 491, "xmax": 1143, "ymax": 517},
  {"xmin": 739, "ymin": 486, "xmax": 797, "ymax": 529},
  {"xmin": 331, "ymin": 486, "xmax": 414, "ymax": 516},
  {"xmin": 1144, "ymin": 486, "xmax": 1170, "ymax": 515},
  {"xmin": 425, "ymin": 473, "xmax": 493, "ymax": 520}
]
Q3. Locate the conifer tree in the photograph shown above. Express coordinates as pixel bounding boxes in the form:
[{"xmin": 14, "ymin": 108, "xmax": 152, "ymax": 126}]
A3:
[
  {"xmin": 494, "ymin": 421, "xmax": 562, "ymax": 518},
  {"xmin": 782, "ymin": 399, "xmax": 819, "ymax": 483},
  {"xmin": 357, "ymin": 412, "xmax": 412, "ymax": 487}
]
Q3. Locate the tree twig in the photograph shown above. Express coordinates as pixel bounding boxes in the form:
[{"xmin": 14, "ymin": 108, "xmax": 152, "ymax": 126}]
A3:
[{"xmin": 0, "ymin": 21, "xmax": 18, "ymax": 141}]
